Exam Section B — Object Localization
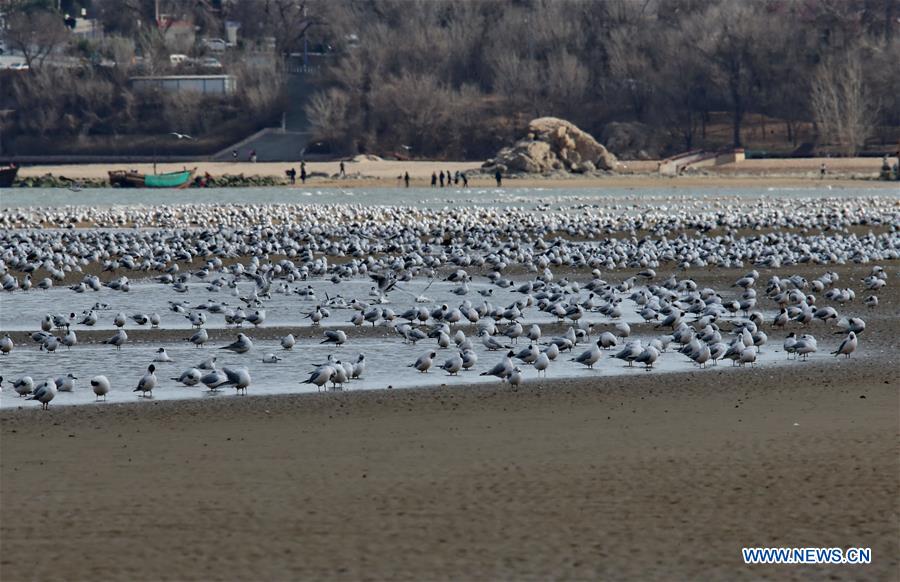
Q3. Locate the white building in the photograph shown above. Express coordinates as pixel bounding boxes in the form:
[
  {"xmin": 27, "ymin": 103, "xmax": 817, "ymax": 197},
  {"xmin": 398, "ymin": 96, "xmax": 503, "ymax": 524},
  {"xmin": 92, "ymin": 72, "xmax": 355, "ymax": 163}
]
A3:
[{"xmin": 130, "ymin": 75, "xmax": 237, "ymax": 95}]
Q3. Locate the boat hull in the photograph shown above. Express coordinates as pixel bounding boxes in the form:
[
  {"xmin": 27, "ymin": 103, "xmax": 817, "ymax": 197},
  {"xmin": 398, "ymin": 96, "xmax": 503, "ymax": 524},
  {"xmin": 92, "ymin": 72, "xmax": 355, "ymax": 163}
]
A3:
[
  {"xmin": 0, "ymin": 166, "xmax": 18, "ymax": 187},
  {"xmin": 109, "ymin": 168, "xmax": 196, "ymax": 188}
]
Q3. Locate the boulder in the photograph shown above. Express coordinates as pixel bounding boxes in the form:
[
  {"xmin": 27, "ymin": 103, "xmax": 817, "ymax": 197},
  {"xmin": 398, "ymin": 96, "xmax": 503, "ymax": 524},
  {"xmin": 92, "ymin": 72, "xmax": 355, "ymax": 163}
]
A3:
[
  {"xmin": 484, "ymin": 117, "xmax": 618, "ymax": 174},
  {"xmin": 599, "ymin": 121, "xmax": 661, "ymax": 160}
]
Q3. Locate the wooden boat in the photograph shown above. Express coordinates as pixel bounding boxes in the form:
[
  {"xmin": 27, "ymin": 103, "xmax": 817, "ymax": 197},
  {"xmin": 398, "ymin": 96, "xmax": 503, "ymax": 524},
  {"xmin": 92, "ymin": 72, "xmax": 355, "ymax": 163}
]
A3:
[
  {"xmin": 109, "ymin": 168, "xmax": 196, "ymax": 188},
  {"xmin": 0, "ymin": 165, "xmax": 19, "ymax": 187}
]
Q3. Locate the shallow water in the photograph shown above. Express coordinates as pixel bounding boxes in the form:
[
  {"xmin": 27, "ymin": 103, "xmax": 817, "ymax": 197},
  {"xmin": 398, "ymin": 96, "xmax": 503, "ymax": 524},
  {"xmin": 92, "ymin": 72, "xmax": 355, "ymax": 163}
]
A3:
[
  {"xmin": 0, "ymin": 185, "xmax": 891, "ymax": 211},
  {"xmin": 0, "ymin": 185, "xmax": 865, "ymax": 409},
  {"xmin": 0, "ymin": 333, "xmax": 820, "ymax": 409},
  {"xmin": 0, "ymin": 277, "xmax": 654, "ymax": 332}
]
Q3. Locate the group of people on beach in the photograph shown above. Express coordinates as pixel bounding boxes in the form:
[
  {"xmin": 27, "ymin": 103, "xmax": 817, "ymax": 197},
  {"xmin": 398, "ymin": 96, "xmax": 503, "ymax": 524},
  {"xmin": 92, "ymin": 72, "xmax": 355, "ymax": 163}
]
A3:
[
  {"xmin": 430, "ymin": 170, "xmax": 469, "ymax": 188},
  {"xmin": 285, "ymin": 162, "xmax": 308, "ymax": 185}
]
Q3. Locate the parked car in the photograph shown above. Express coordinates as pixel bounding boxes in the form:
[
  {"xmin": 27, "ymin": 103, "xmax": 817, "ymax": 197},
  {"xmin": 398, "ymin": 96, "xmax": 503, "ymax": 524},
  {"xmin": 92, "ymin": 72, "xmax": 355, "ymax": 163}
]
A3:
[
  {"xmin": 169, "ymin": 54, "xmax": 189, "ymax": 65},
  {"xmin": 199, "ymin": 57, "xmax": 223, "ymax": 69},
  {"xmin": 202, "ymin": 38, "xmax": 227, "ymax": 53},
  {"xmin": 10, "ymin": 62, "xmax": 29, "ymax": 71}
]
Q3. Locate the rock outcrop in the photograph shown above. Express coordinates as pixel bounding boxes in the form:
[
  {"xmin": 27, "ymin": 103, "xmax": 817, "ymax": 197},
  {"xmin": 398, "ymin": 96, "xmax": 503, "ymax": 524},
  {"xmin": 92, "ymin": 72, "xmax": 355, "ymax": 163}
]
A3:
[
  {"xmin": 483, "ymin": 117, "xmax": 618, "ymax": 174},
  {"xmin": 599, "ymin": 121, "xmax": 660, "ymax": 160}
]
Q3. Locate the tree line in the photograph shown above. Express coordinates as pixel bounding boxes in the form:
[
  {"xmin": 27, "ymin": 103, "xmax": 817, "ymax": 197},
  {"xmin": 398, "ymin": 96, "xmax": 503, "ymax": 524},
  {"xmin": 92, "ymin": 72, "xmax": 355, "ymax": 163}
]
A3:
[
  {"xmin": 306, "ymin": 0, "xmax": 898, "ymax": 158},
  {"xmin": 1, "ymin": 0, "xmax": 897, "ymax": 159}
]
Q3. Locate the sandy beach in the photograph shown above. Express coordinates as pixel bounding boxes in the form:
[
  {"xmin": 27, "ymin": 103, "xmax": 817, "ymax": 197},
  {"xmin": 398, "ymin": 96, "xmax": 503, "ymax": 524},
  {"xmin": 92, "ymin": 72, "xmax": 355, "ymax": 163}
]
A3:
[
  {"xmin": 2, "ymin": 262, "xmax": 898, "ymax": 580},
  {"xmin": 14, "ymin": 156, "xmax": 900, "ymax": 190},
  {"xmin": 1, "ymin": 360, "xmax": 896, "ymax": 581}
]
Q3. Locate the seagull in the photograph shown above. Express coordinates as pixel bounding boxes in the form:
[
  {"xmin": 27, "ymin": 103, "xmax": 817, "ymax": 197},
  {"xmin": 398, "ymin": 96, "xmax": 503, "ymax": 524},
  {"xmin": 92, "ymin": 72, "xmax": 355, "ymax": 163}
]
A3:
[
  {"xmin": 262, "ymin": 353, "xmax": 282, "ymax": 363},
  {"xmin": 738, "ymin": 347, "xmax": 757, "ymax": 367},
  {"xmin": 221, "ymin": 367, "xmax": 251, "ymax": 395},
  {"xmin": 102, "ymin": 329, "xmax": 128, "ymax": 350},
  {"xmin": 0, "ymin": 334, "xmax": 13, "ymax": 355},
  {"xmin": 220, "ymin": 333, "xmax": 252, "ymax": 354},
  {"xmin": 200, "ymin": 369, "xmax": 228, "ymax": 391},
  {"xmin": 480, "ymin": 351, "xmax": 514, "ymax": 380},
  {"xmin": 91, "ymin": 376, "xmax": 110, "ymax": 401},
  {"xmin": 479, "ymin": 330, "xmax": 510, "ymax": 351},
  {"xmin": 832, "ymin": 331, "xmax": 857, "ymax": 358},
  {"xmin": 439, "ymin": 353, "xmax": 463, "ymax": 375},
  {"xmin": 61, "ymin": 330, "xmax": 77, "ymax": 350},
  {"xmin": 13, "ymin": 376, "xmax": 34, "ymax": 397},
  {"xmin": 834, "ymin": 317, "xmax": 865, "ymax": 335},
  {"xmin": 533, "ymin": 352, "xmax": 550, "ymax": 377},
  {"xmin": 571, "ymin": 340, "xmax": 602, "ymax": 369},
  {"xmin": 153, "ymin": 347, "xmax": 173, "ymax": 362},
  {"xmin": 55, "ymin": 373, "xmax": 77, "ymax": 392},
  {"xmin": 351, "ymin": 354, "xmax": 366, "ymax": 379},
  {"xmin": 635, "ymin": 345, "xmax": 660, "ymax": 370},
  {"xmin": 321, "ymin": 330, "xmax": 347, "ymax": 346},
  {"xmin": 134, "ymin": 364, "xmax": 157, "ymax": 397},
  {"xmin": 27, "ymin": 378, "xmax": 58, "ymax": 410},
  {"xmin": 172, "ymin": 368, "xmax": 202, "ymax": 386},
  {"xmin": 170, "ymin": 132, "xmax": 194, "ymax": 140},
  {"xmin": 611, "ymin": 342, "xmax": 642, "ymax": 367},
  {"xmin": 302, "ymin": 366, "xmax": 333, "ymax": 391},
  {"xmin": 188, "ymin": 328, "xmax": 209, "ymax": 347},
  {"xmin": 410, "ymin": 351, "xmax": 436, "ymax": 373},
  {"xmin": 197, "ymin": 357, "xmax": 217, "ymax": 370},
  {"xmin": 280, "ymin": 334, "xmax": 295, "ymax": 350}
]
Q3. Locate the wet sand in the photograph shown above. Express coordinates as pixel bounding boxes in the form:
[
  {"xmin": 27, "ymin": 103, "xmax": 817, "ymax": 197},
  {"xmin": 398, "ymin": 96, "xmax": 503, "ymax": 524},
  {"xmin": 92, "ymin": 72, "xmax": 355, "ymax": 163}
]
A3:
[{"xmin": 1, "ymin": 359, "xmax": 897, "ymax": 580}]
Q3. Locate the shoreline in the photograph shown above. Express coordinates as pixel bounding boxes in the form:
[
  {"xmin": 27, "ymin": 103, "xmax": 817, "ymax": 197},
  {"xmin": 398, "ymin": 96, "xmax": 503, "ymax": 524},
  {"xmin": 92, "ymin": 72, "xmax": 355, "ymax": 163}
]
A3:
[{"xmin": 9, "ymin": 157, "xmax": 899, "ymax": 190}]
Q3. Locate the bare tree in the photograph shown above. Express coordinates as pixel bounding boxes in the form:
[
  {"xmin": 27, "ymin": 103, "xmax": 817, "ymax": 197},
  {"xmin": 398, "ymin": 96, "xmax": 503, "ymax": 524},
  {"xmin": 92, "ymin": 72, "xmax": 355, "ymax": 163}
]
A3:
[
  {"xmin": 3, "ymin": 9, "xmax": 70, "ymax": 70},
  {"xmin": 305, "ymin": 88, "xmax": 354, "ymax": 146},
  {"xmin": 693, "ymin": 2, "xmax": 765, "ymax": 149},
  {"xmin": 810, "ymin": 52, "xmax": 878, "ymax": 156}
]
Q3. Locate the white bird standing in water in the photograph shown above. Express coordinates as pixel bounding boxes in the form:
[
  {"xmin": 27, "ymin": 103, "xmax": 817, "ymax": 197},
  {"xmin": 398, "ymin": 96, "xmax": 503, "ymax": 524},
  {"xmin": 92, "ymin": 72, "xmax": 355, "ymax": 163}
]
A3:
[
  {"xmin": 102, "ymin": 329, "xmax": 128, "ymax": 350},
  {"xmin": 188, "ymin": 328, "xmax": 209, "ymax": 347},
  {"xmin": 571, "ymin": 340, "xmax": 602, "ymax": 369},
  {"xmin": 221, "ymin": 367, "xmax": 251, "ymax": 395},
  {"xmin": 91, "ymin": 375, "xmax": 110, "ymax": 401},
  {"xmin": 410, "ymin": 351, "xmax": 436, "ymax": 373},
  {"xmin": 533, "ymin": 352, "xmax": 550, "ymax": 377},
  {"xmin": 0, "ymin": 334, "xmax": 13, "ymax": 355},
  {"xmin": 55, "ymin": 373, "xmax": 77, "ymax": 392},
  {"xmin": 172, "ymin": 368, "xmax": 202, "ymax": 386},
  {"xmin": 220, "ymin": 333, "xmax": 252, "ymax": 354},
  {"xmin": 134, "ymin": 364, "xmax": 157, "ymax": 397},
  {"xmin": 13, "ymin": 376, "xmax": 34, "ymax": 397},
  {"xmin": 28, "ymin": 378, "xmax": 58, "ymax": 410}
]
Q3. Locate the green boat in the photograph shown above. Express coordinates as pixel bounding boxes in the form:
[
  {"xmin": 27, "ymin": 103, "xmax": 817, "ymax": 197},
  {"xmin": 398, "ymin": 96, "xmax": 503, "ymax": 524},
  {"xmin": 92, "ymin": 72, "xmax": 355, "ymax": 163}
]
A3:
[{"xmin": 109, "ymin": 168, "xmax": 196, "ymax": 188}]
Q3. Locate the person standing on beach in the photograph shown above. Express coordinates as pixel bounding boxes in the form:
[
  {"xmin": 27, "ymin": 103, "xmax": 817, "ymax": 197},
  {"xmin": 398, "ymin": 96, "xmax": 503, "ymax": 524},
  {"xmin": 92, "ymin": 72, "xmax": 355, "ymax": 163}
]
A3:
[
  {"xmin": 249, "ymin": 149, "xmax": 257, "ymax": 163},
  {"xmin": 431, "ymin": 172, "xmax": 437, "ymax": 187},
  {"xmin": 286, "ymin": 168, "xmax": 296, "ymax": 184},
  {"xmin": 454, "ymin": 171, "xmax": 460, "ymax": 185},
  {"xmin": 495, "ymin": 168, "xmax": 502, "ymax": 187},
  {"xmin": 820, "ymin": 162, "xmax": 826, "ymax": 179},
  {"xmin": 404, "ymin": 172, "xmax": 410, "ymax": 187},
  {"xmin": 339, "ymin": 161, "xmax": 346, "ymax": 177},
  {"xmin": 439, "ymin": 171, "xmax": 445, "ymax": 187},
  {"xmin": 232, "ymin": 149, "xmax": 238, "ymax": 162},
  {"xmin": 461, "ymin": 173, "xmax": 468, "ymax": 188},
  {"xmin": 300, "ymin": 165, "xmax": 307, "ymax": 184}
]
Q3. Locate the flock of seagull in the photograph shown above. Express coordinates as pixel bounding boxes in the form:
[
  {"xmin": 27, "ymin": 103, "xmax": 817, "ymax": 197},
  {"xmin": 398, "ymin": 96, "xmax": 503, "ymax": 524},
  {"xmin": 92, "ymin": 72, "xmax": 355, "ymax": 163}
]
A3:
[{"xmin": 0, "ymin": 194, "xmax": 895, "ymax": 409}]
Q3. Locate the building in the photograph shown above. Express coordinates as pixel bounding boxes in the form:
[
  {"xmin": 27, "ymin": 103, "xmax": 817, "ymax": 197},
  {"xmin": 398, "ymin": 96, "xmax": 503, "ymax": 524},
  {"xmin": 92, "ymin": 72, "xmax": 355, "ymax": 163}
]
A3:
[{"xmin": 130, "ymin": 75, "xmax": 237, "ymax": 95}]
